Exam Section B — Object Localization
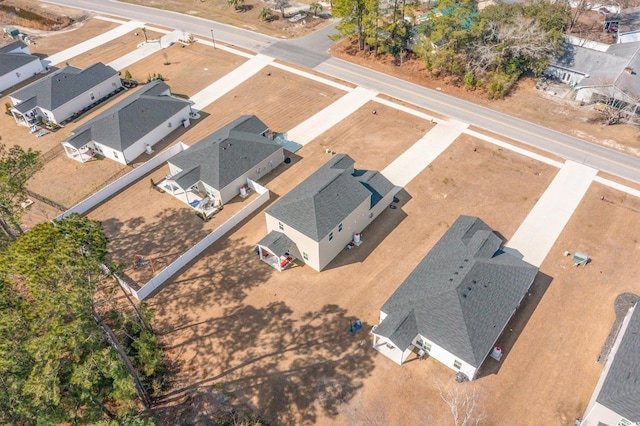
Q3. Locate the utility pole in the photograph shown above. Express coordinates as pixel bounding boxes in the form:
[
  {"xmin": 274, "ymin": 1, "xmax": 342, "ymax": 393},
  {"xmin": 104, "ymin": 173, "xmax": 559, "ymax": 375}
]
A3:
[{"xmin": 210, "ymin": 29, "xmax": 216, "ymax": 49}]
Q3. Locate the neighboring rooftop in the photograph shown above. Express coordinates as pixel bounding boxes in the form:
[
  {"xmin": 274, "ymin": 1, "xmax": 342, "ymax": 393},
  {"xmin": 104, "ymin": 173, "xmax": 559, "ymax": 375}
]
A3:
[
  {"xmin": 168, "ymin": 115, "xmax": 278, "ymax": 190},
  {"xmin": 266, "ymin": 154, "xmax": 394, "ymax": 242},
  {"xmin": 0, "ymin": 40, "xmax": 27, "ymax": 53},
  {"xmin": 63, "ymin": 81, "xmax": 191, "ymax": 151},
  {"xmin": 10, "ymin": 62, "xmax": 119, "ymax": 110},
  {"xmin": 596, "ymin": 304, "xmax": 640, "ymax": 422},
  {"xmin": 375, "ymin": 216, "xmax": 538, "ymax": 368}
]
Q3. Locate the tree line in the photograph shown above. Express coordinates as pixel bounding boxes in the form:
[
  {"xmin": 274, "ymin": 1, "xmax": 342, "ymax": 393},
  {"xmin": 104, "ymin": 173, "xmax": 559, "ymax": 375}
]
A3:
[
  {"xmin": 0, "ymin": 145, "xmax": 164, "ymax": 424},
  {"xmin": 332, "ymin": 0, "xmax": 570, "ymax": 98}
]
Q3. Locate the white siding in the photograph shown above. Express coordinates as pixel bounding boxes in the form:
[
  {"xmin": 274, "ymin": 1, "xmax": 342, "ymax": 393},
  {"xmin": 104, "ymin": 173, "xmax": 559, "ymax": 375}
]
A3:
[
  {"xmin": 265, "ymin": 212, "xmax": 321, "ymax": 271},
  {"xmin": 218, "ymin": 148, "xmax": 283, "ymax": 205},
  {"xmin": 581, "ymin": 404, "xmax": 630, "ymax": 426},
  {"xmin": 0, "ymin": 58, "xmax": 43, "ymax": 94},
  {"xmin": 121, "ymin": 104, "xmax": 191, "ymax": 164},
  {"xmin": 49, "ymin": 74, "xmax": 122, "ymax": 124}
]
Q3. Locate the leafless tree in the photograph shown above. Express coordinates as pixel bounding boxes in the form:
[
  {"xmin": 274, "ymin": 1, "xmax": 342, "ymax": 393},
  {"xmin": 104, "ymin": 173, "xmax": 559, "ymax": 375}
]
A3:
[
  {"xmin": 437, "ymin": 380, "xmax": 486, "ymax": 426},
  {"xmin": 568, "ymin": 0, "xmax": 589, "ymax": 32},
  {"xmin": 467, "ymin": 17, "xmax": 555, "ymax": 77}
]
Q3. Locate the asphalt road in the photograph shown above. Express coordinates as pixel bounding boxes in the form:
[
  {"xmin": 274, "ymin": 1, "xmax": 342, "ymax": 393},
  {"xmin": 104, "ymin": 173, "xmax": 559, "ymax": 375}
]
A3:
[{"xmin": 43, "ymin": 0, "xmax": 640, "ymax": 183}]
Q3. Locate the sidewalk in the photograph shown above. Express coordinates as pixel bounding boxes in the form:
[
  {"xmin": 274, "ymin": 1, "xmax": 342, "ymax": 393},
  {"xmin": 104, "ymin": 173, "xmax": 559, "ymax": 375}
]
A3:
[
  {"xmin": 189, "ymin": 54, "xmax": 274, "ymax": 111},
  {"xmin": 108, "ymin": 30, "xmax": 182, "ymax": 71},
  {"xmin": 506, "ymin": 160, "xmax": 597, "ymax": 267},
  {"xmin": 382, "ymin": 119, "xmax": 468, "ymax": 193},
  {"xmin": 45, "ymin": 20, "xmax": 143, "ymax": 67},
  {"xmin": 286, "ymin": 87, "xmax": 377, "ymax": 145}
]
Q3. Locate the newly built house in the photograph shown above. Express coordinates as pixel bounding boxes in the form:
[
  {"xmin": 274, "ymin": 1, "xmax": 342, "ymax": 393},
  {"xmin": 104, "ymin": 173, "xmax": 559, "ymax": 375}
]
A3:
[
  {"xmin": 580, "ymin": 303, "xmax": 640, "ymax": 426},
  {"xmin": 9, "ymin": 62, "xmax": 121, "ymax": 127},
  {"xmin": 257, "ymin": 154, "xmax": 394, "ymax": 272},
  {"xmin": 162, "ymin": 115, "xmax": 283, "ymax": 209},
  {"xmin": 0, "ymin": 41, "xmax": 43, "ymax": 95},
  {"xmin": 372, "ymin": 216, "xmax": 538, "ymax": 380},
  {"xmin": 61, "ymin": 81, "xmax": 192, "ymax": 164}
]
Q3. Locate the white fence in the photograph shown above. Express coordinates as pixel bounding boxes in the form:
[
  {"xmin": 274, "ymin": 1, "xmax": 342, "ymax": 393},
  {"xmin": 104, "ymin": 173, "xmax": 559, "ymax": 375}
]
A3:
[
  {"xmin": 132, "ymin": 179, "xmax": 270, "ymax": 300},
  {"xmin": 56, "ymin": 142, "xmax": 188, "ymax": 220}
]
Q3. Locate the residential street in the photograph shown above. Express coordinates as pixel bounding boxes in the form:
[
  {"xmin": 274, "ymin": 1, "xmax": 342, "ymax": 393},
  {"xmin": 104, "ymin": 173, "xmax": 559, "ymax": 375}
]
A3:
[{"xmin": 44, "ymin": 0, "xmax": 640, "ymax": 183}]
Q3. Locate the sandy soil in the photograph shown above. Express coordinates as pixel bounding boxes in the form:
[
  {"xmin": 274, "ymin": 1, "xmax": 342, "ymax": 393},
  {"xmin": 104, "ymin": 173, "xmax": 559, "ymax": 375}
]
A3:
[
  {"xmin": 330, "ymin": 42, "xmax": 640, "ymax": 156},
  {"xmin": 124, "ymin": 42, "xmax": 248, "ymax": 98},
  {"xmin": 120, "ymin": 0, "xmax": 332, "ymax": 38},
  {"xmin": 146, "ymin": 123, "xmax": 558, "ymax": 424},
  {"xmin": 29, "ymin": 18, "xmax": 119, "ymax": 57},
  {"xmin": 193, "ymin": 65, "xmax": 347, "ymax": 139},
  {"xmin": 62, "ymin": 29, "xmax": 164, "ymax": 69}
]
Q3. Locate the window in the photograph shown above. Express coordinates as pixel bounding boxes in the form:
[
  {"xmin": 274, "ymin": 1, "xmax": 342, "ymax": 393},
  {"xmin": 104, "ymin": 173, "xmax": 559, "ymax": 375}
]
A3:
[
  {"xmin": 329, "ymin": 232, "xmax": 333, "ymax": 241},
  {"xmin": 338, "ymin": 223, "xmax": 343, "ymax": 232},
  {"xmin": 113, "ymin": 151, "xmax": 119, "ymax": 159},
  {"xmin": 278, "ymin": 222, "xmax": 284, "ymax": 231},
  {"xmin": 303, "ymin": 252, "xmax": 309, "ymax": 260},
  {"xmin": 453, "ymin": 360, "xmax": 462, "ymax": 369}
]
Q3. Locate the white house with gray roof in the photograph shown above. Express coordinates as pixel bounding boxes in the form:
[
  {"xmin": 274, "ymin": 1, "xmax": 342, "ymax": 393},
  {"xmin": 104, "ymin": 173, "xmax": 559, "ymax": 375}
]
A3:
[
  {"xmin": 257, "ymin": 154, "xmax": 394, "ymax": 272},
  {"xmin": 372, "ymin": 216, "xmax": 538, "ymax": 380},
  {"xmin": 164, "ymin": 115, "xmax": 283, "ymax": 207},
  {"xmin": 548, "ymin": 42, "xmax": 640, "ymax": 112},
  {"xmin": 580, "ymin": 303, "xmax": 640, "ymax": 426},
  {"xmin": 61, "ymin": 81, "xmax": 192, "ymax": 164},
  {"xmin": 9, "ymin": 62, "xmax": 121, "ymax": 127},
  {"xmin": 0, "ymin": 41, "xmax": 43, "ymax": 95}
]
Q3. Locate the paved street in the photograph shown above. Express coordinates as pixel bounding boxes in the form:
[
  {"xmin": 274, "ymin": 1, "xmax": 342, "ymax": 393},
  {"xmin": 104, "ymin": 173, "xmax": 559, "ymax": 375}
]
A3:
[{"xmin": 43, "ymin": 0, "xmax": 640, "ymax": 183}]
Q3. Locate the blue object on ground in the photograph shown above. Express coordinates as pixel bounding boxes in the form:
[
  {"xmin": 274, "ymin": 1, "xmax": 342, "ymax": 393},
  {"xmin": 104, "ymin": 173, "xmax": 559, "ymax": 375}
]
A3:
[{"xmin": 189, "ymin": 199, "xmax": 200, "ymax": 208}]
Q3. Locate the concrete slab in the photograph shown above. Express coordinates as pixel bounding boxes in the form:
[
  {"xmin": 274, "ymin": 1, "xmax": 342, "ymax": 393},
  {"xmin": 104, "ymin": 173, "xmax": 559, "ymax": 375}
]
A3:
[
  {"xmin": 108, "ymin": 30, "xmax": 182, "ymax": 70},
  {"xmin": 506, "ymin": 160, "xmax": 597, "ymax": 267},
  {"xmin": 382, "ymin": 119, "xmax": 468, "ymax": 192},
  {"xmin": 189, "ymin": 54, "xmax": 274, "ymax": 111},
  {"xmin": 286, "ymin": 87, "xmax": 378, "ymax": 145},
  {"xmin": 45, "ymin": 20, "xmax": 143, "ymax": 67}
]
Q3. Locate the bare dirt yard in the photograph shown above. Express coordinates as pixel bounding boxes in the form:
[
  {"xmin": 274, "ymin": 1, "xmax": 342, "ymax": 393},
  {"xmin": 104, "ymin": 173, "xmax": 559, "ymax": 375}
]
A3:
[
  {"xmin": 145, "ymin": 130, "xmax": 558, "ymax": 424},
  {"xmin": 124, "ymin": 42, "xmax": 248, "ymax": 98},
  {"xmin": 331, "ymin": 42, "xmax": 640, "ymax": 156},
  {"xmin": 474, "ymin": 182, "xmax": 640, "ymax": 425},
  {"xmin": 26, "ymin": 18, "xmax": 119, "ymax": 57},
  {"xmin": 86, "ymin": 163, "xmax": 261, "ymax": 284},
  {"xmin": 192, "ymin": 65, "xmax": 347, "ymax": 141},
  {"xmin": 120, "ymin": 0, "xmax": 332, "ymax": 38},
  {"xmin": 62, "ymin": 28, "xmax": 164, "ymax": 69}
]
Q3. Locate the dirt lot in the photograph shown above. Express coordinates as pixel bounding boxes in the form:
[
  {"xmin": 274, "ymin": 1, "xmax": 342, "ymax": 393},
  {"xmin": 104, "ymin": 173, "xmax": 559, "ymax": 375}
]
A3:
[
  {"xmin": 62, "ymin": 28, "xmax": 164, "ymax": 69},
  {"xmin": 121, "ymin": 0, "xmax": 332, "ymax": 38},
  {"xmin": 124, "ymin": 42, "xmax": 248, "ymax": 98},
  {"xmin": 86, "ymin": 163, "xmax": 261, "ymax": 284},
  {"xmin": 474, "ymin": 182, "xmax": 640, "ymax": 425},
  {"xmin": 29, "ymin": 18, "xmax": 119, "ymax": 57},
  {"xmin": 191, "ymin": 65, "xmax": 347, "ymax": 141},
  {"xmin": 330, "ymin": 42, "xmax": 640, "ymax": 156},
  {"xmin": 145, "ymin": 125, "xmax": 558, "ymax": 424}
]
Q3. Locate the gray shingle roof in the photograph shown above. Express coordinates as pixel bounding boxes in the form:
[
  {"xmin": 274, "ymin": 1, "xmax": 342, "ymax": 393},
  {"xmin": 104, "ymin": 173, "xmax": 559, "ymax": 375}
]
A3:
[
  {"xmin": 63, "ymin": 81, "xmax": 190, "ymax": 152},
  {"xmin": 257, "ymin": 231, "xmax": 295, "ymax": 257},
  {"xmin": 266, "ymin": 154, "xmax": 394, "ymax": 242},
  {"xmin": 0, "ymin": 41, "xmax": 27, "ymax": 53},
  {"xmin": 10, "ymin": 62, "xmax": 119, "ymax": 110},
  {"xmin": 0, "ymin": 52, "xmax": 40, "ymax": 77},
  {"xmin": 168, "ymin": 115, "xmax": 279, "ymax": 190},
  {"xmin": 375, "ymin": 216, "xmax": 538, "ymax": 368},
  {"xmin": 552, "ymin": 42, "xmax": 640, "ymax": 100},
  {"xmin": 596, "ymin": 305, "xmax": 640, "ymax": 421}
]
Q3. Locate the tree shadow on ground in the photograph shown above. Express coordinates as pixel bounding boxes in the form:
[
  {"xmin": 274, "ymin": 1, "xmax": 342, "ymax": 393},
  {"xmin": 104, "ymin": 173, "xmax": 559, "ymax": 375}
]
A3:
[
  {"xmin": 475, "ymin": 272, "xmax": 553, "ymax": 379},
  {"xmin": 152, "ymin": 302, "xmax": 376, "ymax": 425},
  {"xmin": 323, "ymin": 189, "xmax": 411, "ymax": 271}
]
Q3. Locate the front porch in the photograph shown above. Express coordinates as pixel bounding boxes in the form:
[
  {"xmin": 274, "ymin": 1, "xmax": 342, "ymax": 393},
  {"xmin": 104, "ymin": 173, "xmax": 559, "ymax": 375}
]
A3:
[
  {"xmin": 10, "ymin": 98, "xmax": 39, "ymax": 127},
  {"xmin": 256, "ymin": 231, "xmax": 296, "ymax": 272},
  {"xmin": 62, "ymin": 141, "xmax": 98, "ymax": 163}
]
